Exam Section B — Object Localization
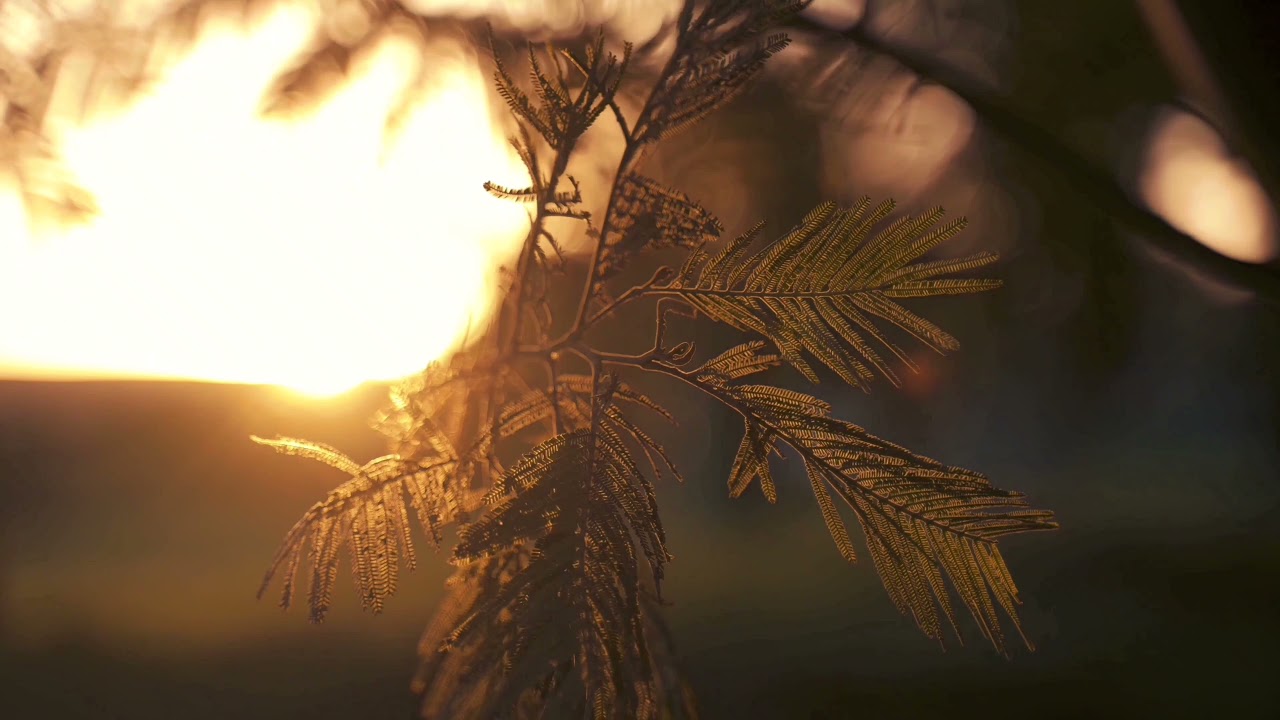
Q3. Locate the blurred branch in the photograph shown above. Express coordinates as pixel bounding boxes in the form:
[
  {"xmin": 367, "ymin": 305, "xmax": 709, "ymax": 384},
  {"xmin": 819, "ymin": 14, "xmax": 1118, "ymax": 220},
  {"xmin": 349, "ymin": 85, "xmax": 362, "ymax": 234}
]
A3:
[
  {"xmin": 792, "ymin": 17, "xmax": 1280, "ymax": 308},
  {"xmin": 1133, "ymin": 0, "xmax": 1235, "ymax": 139}
]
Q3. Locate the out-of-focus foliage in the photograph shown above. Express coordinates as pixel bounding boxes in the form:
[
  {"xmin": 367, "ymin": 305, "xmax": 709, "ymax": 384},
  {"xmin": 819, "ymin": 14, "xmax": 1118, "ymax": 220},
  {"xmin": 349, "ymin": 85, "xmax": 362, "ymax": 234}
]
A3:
[{"xmin": 0, "ymin": 0, "xmax": 127, "ymax": 228}]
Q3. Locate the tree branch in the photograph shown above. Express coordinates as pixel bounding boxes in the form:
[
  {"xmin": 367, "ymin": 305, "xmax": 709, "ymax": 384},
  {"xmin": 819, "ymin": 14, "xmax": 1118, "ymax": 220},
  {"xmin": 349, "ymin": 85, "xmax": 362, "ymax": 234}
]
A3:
[{"xmin": 791, "ymin": 17, "xmax": 1280, "ymax": 307}]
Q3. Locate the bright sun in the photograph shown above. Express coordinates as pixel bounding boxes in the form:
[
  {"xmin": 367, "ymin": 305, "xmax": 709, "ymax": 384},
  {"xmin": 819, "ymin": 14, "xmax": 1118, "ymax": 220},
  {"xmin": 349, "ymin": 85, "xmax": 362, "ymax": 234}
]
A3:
[{"xmin": 0, "ymin": 5, "xmax": 529, "ymax": 396}]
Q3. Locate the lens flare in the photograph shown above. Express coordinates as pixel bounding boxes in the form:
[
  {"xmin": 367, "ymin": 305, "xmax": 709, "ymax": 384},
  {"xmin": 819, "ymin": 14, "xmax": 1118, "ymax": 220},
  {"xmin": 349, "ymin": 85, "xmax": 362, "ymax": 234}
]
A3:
[{"xmin": 0, "ymin": 6, "xmax": 530, "ymax": 396}]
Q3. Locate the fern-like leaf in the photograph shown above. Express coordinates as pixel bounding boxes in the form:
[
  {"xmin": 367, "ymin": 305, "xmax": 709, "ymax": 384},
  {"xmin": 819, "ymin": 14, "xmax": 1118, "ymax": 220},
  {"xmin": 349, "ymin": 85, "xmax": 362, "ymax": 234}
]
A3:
[
  {"xmin": 657, "ymin": 198, "xmax": 999, "ymax": 389},
  {"xmin": 686, "ymin": 344, "xmax": 1057, "ymax": 653},
  {"xmin": 598, "ymin": 173, "xmax": 724, "ymax": 280},
  {"xmin": 491, "ymin": 30, "xmax": 631, "ymax": 152},
  {"xmin": 482, "ymin": 181, "xmax": 539, "ymax": 201},
  {"xmin": 371, "ymin": 350, "xmax": 499, "ymax": 479},
  {"xmin": 253, "ymin": 437, "xmax": 462, "ymax": 622},
  {"xmin": 493, "ymin": 373, "xmax": 684, "ymax": 488},
  {"xmin": 414, "ymin": 374, "xmax": 674, "ymax": 718},
  {"xmin": 634, "ymin": 1, "xmax": 806, "ymax": 144}
]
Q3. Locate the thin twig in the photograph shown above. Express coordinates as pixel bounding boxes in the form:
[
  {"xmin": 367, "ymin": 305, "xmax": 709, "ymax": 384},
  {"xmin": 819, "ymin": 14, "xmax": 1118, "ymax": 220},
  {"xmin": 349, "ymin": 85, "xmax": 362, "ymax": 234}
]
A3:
[
  {"xmin": 606, "ymin": 97, "xmax": 633, "ymax": 143},
  {"xmin": 546, "ymin": 355, "xmax": 562, "ymax": 434},
  {"xmin": 565, "ymin": 20, "xmax": 695, "ymax": 339}
]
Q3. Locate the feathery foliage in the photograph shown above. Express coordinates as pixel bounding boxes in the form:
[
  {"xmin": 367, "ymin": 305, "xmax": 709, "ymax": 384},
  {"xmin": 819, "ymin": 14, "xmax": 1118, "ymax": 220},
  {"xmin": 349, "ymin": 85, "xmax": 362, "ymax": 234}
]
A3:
[
  {"xmin": 231, "ymin": 1, "xmax": 1058, "ymax": 716},
  {"xmin": 597, "ymin": 173, "xmax": 724, "ymax": 281},
  {"xmin": 661, "ymin": 198, "xmax": 997, "ymax": 389},
  {"xmin": 0, "ymin": 0, "xmax": 115, "ymax": 228},
  {"xmin": 634, "ymin": 1, "xmax": 806, "ymax": 145},
  {"xmin": 687, "ymin": 342, "xmax": 1056, "ymax": 652},
  {"xmin": 412, "ymin": 375, "xmax": 672, "ymax": 718},
  {"xmin": 251, "ymin": 435, "xmax": 462, "ymax": 622}
]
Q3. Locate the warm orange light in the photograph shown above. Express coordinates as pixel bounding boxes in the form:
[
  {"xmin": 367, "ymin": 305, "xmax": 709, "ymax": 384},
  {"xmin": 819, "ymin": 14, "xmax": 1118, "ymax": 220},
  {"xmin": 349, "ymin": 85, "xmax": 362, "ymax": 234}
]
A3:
[
  {"xmin": 0, "ymin": 6, "xmax": 529, "ymax": 397},
  {"xmin": 1140, "ymin": 108, "xmax": 1278, "ymax": 265}
]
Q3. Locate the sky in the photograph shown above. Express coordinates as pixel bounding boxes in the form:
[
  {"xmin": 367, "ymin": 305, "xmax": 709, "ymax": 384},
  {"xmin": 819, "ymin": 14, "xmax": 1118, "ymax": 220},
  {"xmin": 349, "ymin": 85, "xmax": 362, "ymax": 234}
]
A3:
[{"xmin": 0, "ymin": 0, "xmax": 532, "ymax": 394}]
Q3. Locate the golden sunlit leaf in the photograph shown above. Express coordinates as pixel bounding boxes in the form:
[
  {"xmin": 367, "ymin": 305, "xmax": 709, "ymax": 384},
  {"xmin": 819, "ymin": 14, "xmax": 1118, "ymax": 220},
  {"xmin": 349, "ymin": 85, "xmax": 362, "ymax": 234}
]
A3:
[
  {"xmin": 690, "ymin": 342, "xmax": 1057, "ymax": 654},
  {"xmin": 657, "ymin": 197, "xmax": 999, "ymax": 390}
]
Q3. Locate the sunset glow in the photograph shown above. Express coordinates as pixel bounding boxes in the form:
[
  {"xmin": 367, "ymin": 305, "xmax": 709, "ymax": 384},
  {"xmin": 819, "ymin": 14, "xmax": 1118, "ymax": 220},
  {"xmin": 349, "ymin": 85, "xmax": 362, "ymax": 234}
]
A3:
[{"xmin": 0, "ymin": 5, "xmax": 530, "ymax": 396}]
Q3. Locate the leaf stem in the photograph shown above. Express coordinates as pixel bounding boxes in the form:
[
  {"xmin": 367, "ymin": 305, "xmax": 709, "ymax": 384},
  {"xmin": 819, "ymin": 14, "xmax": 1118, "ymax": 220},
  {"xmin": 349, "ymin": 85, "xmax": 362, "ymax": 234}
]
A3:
[
  {"xmin": 564, "ymin": 18, "xmax": 696, "ymax": 340},
  {"xmin": 596, "ymin": 349, "xmax": 1052, "ymax": 545}
]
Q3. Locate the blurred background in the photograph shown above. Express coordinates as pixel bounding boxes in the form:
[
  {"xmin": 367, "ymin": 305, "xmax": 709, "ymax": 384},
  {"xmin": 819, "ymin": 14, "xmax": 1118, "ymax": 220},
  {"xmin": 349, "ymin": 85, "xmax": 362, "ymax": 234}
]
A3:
[{"xmin": 2, "ymin": 1, "xmax": 1278, "ymax": 718}]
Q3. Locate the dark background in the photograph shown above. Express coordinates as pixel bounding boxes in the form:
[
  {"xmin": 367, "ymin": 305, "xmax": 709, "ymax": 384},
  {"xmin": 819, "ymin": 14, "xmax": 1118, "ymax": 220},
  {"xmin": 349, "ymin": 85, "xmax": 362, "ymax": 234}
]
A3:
[{"xmin": 3, "ymin": 1, "xmax": 1279, "ymax": 718}]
